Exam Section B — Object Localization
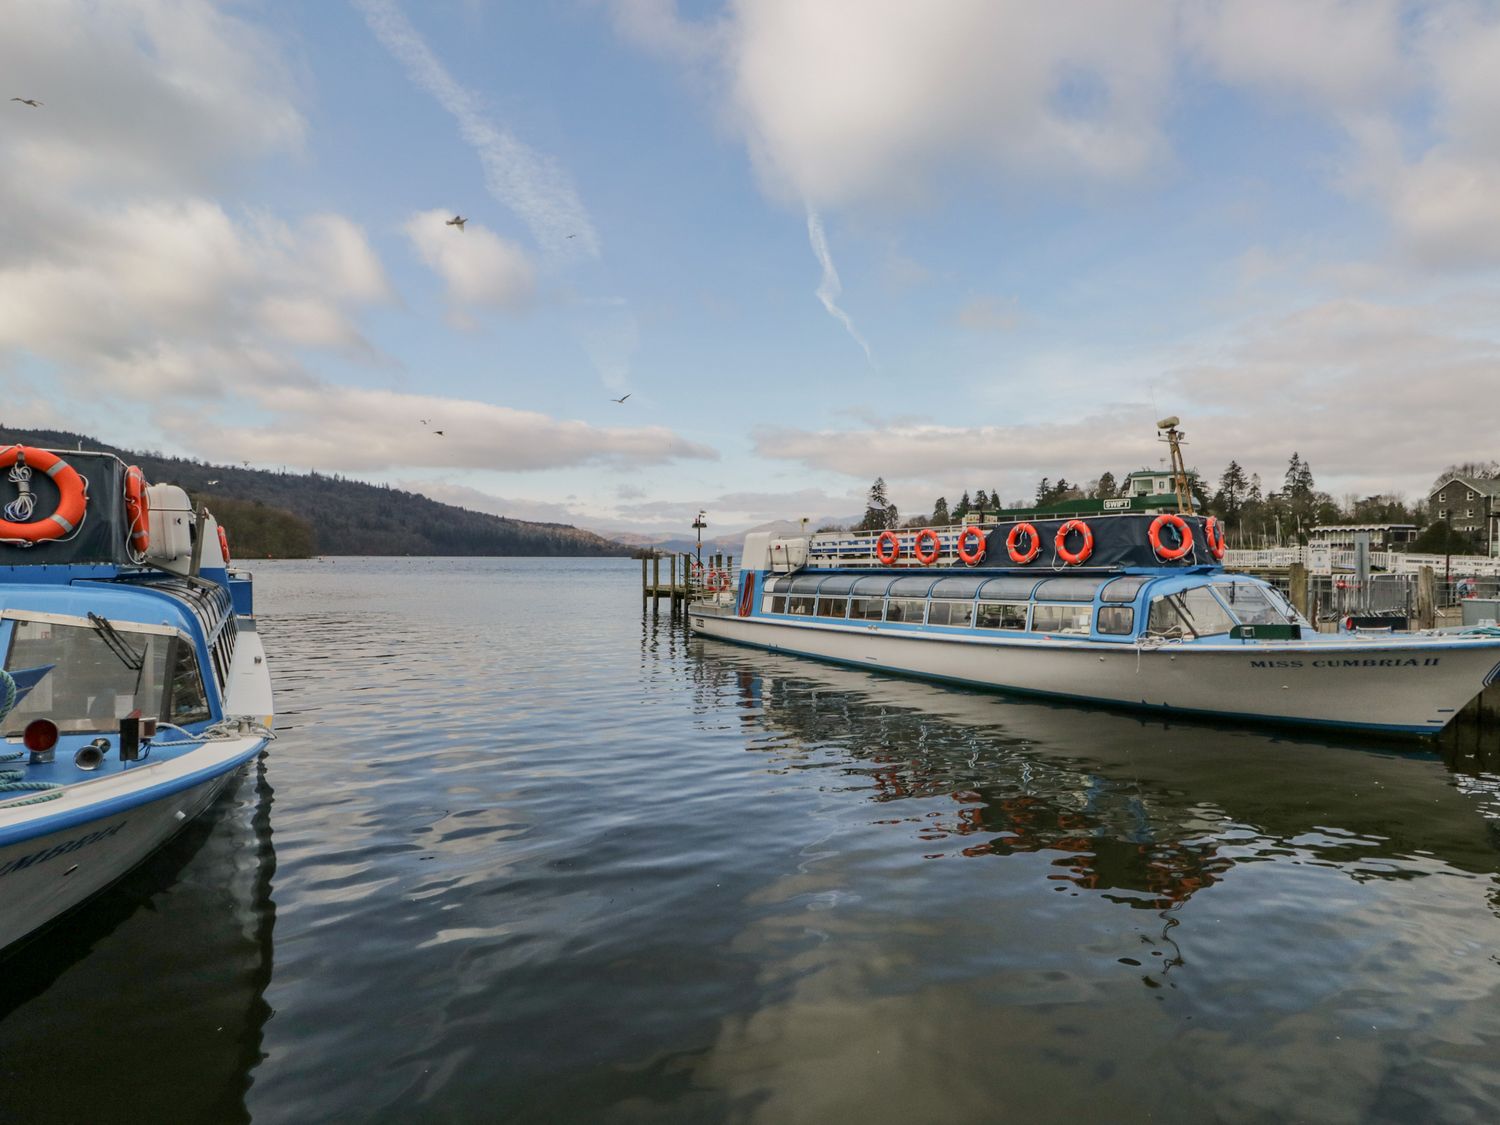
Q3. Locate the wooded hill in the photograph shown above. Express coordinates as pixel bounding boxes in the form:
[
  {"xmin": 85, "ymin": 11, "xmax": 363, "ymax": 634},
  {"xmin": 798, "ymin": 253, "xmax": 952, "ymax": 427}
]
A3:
[{"xmin": 0, "ymin": 427, "xmax": 630, "ymax": 558}]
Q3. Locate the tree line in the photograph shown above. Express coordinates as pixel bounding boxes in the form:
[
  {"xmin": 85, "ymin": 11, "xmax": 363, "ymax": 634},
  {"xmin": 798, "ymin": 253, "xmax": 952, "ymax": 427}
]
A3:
[{"xmin": 853, "ymin": 454, "xmax": 1494, "ymax": 550}]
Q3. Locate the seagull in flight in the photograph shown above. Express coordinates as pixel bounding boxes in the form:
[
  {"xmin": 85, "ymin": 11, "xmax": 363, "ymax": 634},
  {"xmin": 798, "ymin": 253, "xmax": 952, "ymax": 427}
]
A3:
[
  {"xmin": 433, "ymin": 430, "xmax": 445, "ymax": 436},
  {"xmin": 10, "ymin": 98, "xmax": 41, "ymax": 107},
  {"xmin": 445, "ymin": 215, "xmax": 466, "ymax": 231},
  {"xmin": 611, "ymin": 393, "xmax": 631, "ymax": 404}
]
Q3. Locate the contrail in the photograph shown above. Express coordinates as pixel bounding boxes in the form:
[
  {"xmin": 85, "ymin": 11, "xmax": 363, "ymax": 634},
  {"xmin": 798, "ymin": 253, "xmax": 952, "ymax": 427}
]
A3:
[
  {"xmin": 353, "ymin": 0, "xmax": 599, "ymax": 258},
  {"xmin": 805, "ymin": 205, "xmax": 872, "ymax": 363}
]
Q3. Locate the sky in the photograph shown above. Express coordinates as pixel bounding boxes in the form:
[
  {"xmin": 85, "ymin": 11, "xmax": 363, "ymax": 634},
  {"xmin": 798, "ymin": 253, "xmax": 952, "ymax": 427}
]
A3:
[{"xmin": 3, "ymin": 1, "xmax": 1500, "ymax": 539}]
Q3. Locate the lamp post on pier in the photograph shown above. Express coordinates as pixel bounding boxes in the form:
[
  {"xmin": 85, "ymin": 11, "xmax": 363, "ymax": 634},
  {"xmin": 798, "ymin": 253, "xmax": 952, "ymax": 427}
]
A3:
[{"xmin": 692, "ymin": 510, "xmax": 707, "ymax": 565}]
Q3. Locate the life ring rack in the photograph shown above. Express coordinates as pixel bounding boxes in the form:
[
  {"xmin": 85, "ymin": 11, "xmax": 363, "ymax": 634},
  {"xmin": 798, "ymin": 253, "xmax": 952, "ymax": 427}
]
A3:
[
  {"xmin": 0, "ymin": 445, "xmax": 88, "ymax": 546},
  {"xmin": 1150, "ymin": 513, "xmax": 1194, "ymax": 561},
  {"xmin": 1055, "ymin": 519, "xmax": 1094, "ymax": 566}
]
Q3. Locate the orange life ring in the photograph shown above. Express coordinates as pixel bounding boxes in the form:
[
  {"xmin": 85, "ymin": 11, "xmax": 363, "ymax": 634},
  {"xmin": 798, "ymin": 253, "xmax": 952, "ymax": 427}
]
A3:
[
  {"xmin": 1204, "ymin": 515, "xmax": 1226, "ymax": 560},
  {"xmin": 706, "ymin": 567, "xmax": 728, "ymax": 592},
  {"xmin": 0, "ymin": 445, "xmax": 87, "ymax": 543},
  {"xmin": 913, "ymin": 528, "xmax": 940, "ymax": 565},
  {"xmin": 123, "ymin": 465, "xmax": 150, "ymax": 555},
  {"xmin": 1055, "ymin": 519, "xmax": 1094, "ymax": 565},
  {"xmin": 875, "ymin": 530, "xmax": 900, "ymax": 565},
  {"xmin": 956, "ymin": 525, "xmax": 986, "ymax": 566},
  {"xmin": 217, "ymin": 524, "xmax": 232, "ymax": 565},
  {"xmin": 1006, "ymin": 522, "xmax": 1040, "ymax": 565},
  {"xmin": 1149, "ymin": 513, "xmax": 1193, "ymax": 561}
]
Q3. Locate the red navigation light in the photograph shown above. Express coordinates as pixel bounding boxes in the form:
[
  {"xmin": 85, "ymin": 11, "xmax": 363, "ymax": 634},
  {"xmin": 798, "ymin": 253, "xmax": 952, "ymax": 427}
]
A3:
[{"xmin": 23, "ymin": 719, "xmax": 59, "ymax": 753}]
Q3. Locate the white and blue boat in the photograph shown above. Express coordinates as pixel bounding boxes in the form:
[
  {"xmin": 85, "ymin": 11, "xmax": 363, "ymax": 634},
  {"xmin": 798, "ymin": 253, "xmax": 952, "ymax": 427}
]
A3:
[
  {"xmin": 690, "ymin": 511, "xmax": 1500, "ymax": 736},
  {"xmin": 0, "ymin": 445, "xmax": 273, "ymax": 954}
]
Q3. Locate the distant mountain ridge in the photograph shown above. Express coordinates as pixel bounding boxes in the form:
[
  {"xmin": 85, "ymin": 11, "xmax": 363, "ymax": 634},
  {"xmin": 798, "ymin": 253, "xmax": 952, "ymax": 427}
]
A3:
[
  {"xmin": 600, "ymin": 516, "xmax": 860, "ymax": 558},
  {"xmin": 0, "ymin": 427, "xmax": 630, "ymax": 558}
]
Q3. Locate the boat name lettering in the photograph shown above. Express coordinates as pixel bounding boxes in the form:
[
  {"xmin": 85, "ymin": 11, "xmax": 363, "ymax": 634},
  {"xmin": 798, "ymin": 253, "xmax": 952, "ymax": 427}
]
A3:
[
  {"xmin": 1250, "ymin": 657, "xmax": 1440, "ymax": 670},
  {"xmin": 0, "ymin": 822, "xmax": 128, "ymax": 878}
]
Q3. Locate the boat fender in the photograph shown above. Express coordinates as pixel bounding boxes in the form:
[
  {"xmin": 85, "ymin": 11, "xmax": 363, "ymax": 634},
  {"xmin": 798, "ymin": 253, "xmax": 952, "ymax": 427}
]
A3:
[
  {"xmin": 1204, "ymin": 515, "xmax": 1226, "ymax": 560},
  {"xmin": 875, "ymin": 530, "xmax": 900, "ymax": 565},
  {"xmin": 218, "ymin": 524, "xmax": 232, "ymax": 565},
  {"xmin": 956, "ymin": 525, "xmax": 986, "ymax": 566},
  {"xmin": 1006, "ymin": 522, "xmax": 1041, "ymax": 565},
  {"xmin": 913, "ymin": 528, "xmax": 941, "ymax": 565},
  {"xmin": 1149, "ymin": 513, "xmax": 1194, "ymax": 561},
  {"xmin": 0, "ymin": 445, "xmax": 88, "ymax": 545},
  {"xmin": 1055, "ymin": 519, "xmax": 1094, "ymax": 566},
  {"xmin": 124, "ymin": 465, "xmax": 151, "ymax": 555}
]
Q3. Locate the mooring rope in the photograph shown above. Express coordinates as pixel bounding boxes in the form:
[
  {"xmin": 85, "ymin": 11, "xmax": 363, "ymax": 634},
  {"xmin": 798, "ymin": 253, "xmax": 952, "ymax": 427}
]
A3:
[{"xmin": 0, "ymin": 668, "xmax": 63, "ymax": 806}]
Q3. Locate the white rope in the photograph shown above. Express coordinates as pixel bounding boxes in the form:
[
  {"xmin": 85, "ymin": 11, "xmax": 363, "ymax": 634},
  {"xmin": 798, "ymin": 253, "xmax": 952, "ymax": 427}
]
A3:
[{"xmin": 4, "ymin": 459, "xmax": 35, "ymax": 522}]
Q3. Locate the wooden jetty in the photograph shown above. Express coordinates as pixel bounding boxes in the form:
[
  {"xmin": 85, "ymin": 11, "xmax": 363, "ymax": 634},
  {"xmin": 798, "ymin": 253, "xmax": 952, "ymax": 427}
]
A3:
[{"xmin": 642, "ymin": 551, "xmax": 734, "ymax": 609}]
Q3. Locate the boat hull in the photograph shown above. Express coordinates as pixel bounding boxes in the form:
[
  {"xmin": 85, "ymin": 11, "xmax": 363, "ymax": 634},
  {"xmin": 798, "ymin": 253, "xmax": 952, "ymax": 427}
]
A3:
[
  {"xmin": 0, "ymin": 740, "xmax": 264, "ymax": 955},
  {"xmin": 688, "ymin": 610, "xmax": 1500, "ymax": 735}
]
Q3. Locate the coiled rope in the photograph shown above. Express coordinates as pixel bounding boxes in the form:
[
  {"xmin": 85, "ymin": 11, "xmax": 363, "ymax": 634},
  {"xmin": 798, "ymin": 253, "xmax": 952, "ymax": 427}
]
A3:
[{"xmin": 0, "ymin": 668, "xmax": 63, "ymax": 806}]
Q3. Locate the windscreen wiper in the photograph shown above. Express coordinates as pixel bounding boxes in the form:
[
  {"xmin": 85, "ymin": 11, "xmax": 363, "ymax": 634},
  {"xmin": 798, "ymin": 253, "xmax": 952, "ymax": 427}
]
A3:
[{"xmin": 88, "ymin": 612, "xmax": 145, "ymax": 672}]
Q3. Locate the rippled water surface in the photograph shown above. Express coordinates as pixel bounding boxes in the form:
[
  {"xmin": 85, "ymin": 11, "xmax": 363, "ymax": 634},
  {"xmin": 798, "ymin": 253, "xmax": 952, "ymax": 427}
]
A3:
[{"xmin": 7, "ymin": 557, "xmax": 1500, "ymax": 1123}]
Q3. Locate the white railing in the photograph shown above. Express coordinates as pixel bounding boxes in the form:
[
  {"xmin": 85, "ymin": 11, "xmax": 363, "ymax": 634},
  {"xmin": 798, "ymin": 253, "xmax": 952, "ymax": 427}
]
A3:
[{"xmin": 1223, "ymin": 546, "xmax": 1500, "ymax": 576}]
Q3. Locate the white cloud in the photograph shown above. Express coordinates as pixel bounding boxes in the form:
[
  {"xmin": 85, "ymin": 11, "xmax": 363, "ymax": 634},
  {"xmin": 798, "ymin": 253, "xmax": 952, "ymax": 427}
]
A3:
[
  {"xmin": 191, "ymin": 384, "xmax": 718, "ymax": 472},
  {"xmin": 403, "ymin": 209, "xmax": 534, "ymax": 310},
  {"xmin": 354, "ymin": 0, "xmax": 600, "ymax": 257},
  {"xmin": 0, "ymin": 0, "xmax": 303, "ymax": 190},
  {"xmin": 728, "ymin": 0, "xmax": 1177, "ymax": 206},
  {"xmin": 806, "ymin": 206, "xmax": 872, "ymax": 361},
  {"xmin": 1182, "ymin": 0, "xmax": 1406, "ymax": 111}
]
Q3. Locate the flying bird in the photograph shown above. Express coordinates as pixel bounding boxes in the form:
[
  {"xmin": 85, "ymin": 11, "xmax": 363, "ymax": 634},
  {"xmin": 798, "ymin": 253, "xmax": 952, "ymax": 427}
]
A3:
[
  {"xmin": 445, "ymin": 215, "xmax": 466, "ymax": 231},
  {"xmin": 10, "ymin": 98, "xmax": 41, "ymax": 107},
  {"xmin": 566, "ymin": 233, "xmax": 576, "ymax": 239},
  {"xmin": 420, "ymin": 418, "xmax": 430, "ymax": 425},
  {"xmin": 433, "ymin": 430, "xmax": 445, "ymax": 436},
  {"xmin": 611, "ymin": 393, "xmax": 631, "ymax": 404}
]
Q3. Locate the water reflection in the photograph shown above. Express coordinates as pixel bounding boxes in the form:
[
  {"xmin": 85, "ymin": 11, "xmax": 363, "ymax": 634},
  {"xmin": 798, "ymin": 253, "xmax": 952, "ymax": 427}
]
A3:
[{"xmin": 0, "ymin": 757, "xmax": 277, "ymax": 1123}]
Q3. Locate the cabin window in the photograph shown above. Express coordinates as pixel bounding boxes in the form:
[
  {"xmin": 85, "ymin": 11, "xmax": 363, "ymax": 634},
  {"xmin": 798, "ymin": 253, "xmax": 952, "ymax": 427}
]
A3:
[
  {"xmin": 976, "ymin": 602, "xmax": 1027, "ymax": 630},
  {"xmin": 1213, "ymin": 583, "xmax": 1291, "ymax": 626},
  {"xmin": 1, "ymin": 617, "xmax": 207, "ymax": 735},
  {"xmin": 767, "ymin": 596, "xmax": 787, "ymax": 614},
  {"xmin": 1033, "ymin": 577, "xmax": 1108, "ymax": 602},
  {"xmin": 929, "ymin": 576, "xmax": 987, "ymax": 599},
  {"xmin": 816, "ymin": 596, "xmax": 850, "ymax": 619},
  {"xmin": 1146, "ymin": 587, "xmax": 1235, "ymax": 639},
  {"xmin": 1100, "ymin": 575, "xmax": 1151, "ymax": 603},
  {"xmin": 849, "ymin": 597, "xmax": 884, "ymax": 621},
  {"xmin": 977, "ymin": 577, "xmax": 1040, "ymax": 601},
  {"xmin": 927, "ymin": 600, "xmax": 975, "ymax": 627},
  {"xmin": 1030, "ymin": 604, "xmax": 1092, "ymax": 634},
  {"xmin": 787, "ymin": 596, "xmax": 816, "ymax": 616},
  {"xmin": 885, "ymin": 598, "xmax": 927, "ymax": 624},
  {"xmin": 1096, "ymin": 606, "xmax": 1135, "ymax": 635}
]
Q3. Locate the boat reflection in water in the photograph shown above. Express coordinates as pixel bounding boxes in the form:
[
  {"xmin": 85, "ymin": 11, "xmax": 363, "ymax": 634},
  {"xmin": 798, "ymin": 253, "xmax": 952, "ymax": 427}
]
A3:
[
  {"xmin": 0, "ymin": 756, "xmax": 276, "ymax": 1124},
  {"xmin": 677, "ymin": 636, "xmax": 1500, "ymax": 1120}
]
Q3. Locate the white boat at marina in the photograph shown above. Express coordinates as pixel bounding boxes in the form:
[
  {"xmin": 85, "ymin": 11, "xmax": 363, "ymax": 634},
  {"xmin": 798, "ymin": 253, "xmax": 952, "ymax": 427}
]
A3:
[
  {"xmin": 0, "ymin": 445, "xmax": 273, "ymax": 954},
  {"xmin": 690, "ymin": 512, "xmax": 1500, "ymax": 737}
]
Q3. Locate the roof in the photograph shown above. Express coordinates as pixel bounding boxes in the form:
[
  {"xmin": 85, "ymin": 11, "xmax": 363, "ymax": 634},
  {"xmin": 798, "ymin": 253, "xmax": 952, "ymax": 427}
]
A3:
[
  {"xmin": 1429, "ymin": 475, "xmax": 1500, "ymax": 499},
  {"xmin": 1121, "ymin": 467, "xmax": 1200, "ymax": 480}
]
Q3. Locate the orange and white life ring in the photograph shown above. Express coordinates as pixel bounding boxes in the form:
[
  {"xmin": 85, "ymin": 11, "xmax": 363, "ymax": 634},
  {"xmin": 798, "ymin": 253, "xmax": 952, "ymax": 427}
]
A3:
[
  {"xmin": 217, "ymin": 524, "xmax": 232, "ymax": 565},
  {"xmin": 1149, "ymin": 513, "xmax": 1194, "ymax": 561},
  {"xmin": 0, "ymin": 445, "xmax": 87, "ymax": 544},
  {"xmin": 1204, "ymin": 515, "xmax": 1226, "ymax": 560},
  {"xmin": 875, "ymin": 530, "xmax": 900, "ymax": 565},
  {"xmin": 956, "ymin": 525, "xmax": 986, "ymax": 566},
  {"xmin": 913, "ymin": 528, "xmax": 941, "ymax": 565},
  {"xmin": 123, "ymin": 465, "xmax": 150, "ymax": 555},
  {"xmin": 1006, "ymin": 522, "xmax": 1040, "ymax": 565},
  {"xmin": 706, "ymin": 567, "xmax": 729, "ymax": 592},
  {"xmin": 1055, "ymin": 519, "xmax": 1094, "ymax": 566}
]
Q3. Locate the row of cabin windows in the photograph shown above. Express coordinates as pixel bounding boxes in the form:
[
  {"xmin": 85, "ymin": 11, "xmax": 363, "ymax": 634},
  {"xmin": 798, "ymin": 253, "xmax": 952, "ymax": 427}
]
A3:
[{"xmin": 768, "ymin": 594, "xmax": 1136, "ymax": 636}]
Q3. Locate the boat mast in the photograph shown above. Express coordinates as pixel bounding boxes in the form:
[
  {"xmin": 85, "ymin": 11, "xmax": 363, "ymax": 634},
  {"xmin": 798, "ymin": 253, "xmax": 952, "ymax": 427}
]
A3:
[{"xmin": 1157, "ymin": 416, "xmax": 1194, "ymax": 513}]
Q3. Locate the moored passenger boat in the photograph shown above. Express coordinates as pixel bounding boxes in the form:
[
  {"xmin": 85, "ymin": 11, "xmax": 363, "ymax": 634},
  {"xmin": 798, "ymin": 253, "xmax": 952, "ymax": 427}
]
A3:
[
  {"xmin": 689, "ymin": 510, "xmax": 1500, "ymax": 736},
  {"xmin": 0, "ymin": 445, "xmax": 273, "ymax": 954}
]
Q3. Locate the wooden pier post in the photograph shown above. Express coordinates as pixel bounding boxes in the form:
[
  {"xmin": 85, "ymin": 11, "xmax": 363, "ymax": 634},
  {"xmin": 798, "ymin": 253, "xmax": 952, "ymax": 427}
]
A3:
[
  {"xmin": 669, "ymin": 553, "xmax": 677, "ymax": 604},
  {"xmin": 641, "ymin": 556, "xmax": 647, "ymax": 605},
  {"xmin": 1416, "ymin": 565, "xmax": 1436, "ymax": 630},
  {"xmin": 1288, "ymin": 561, "xmax": 1309, "ymax": 620},
  {"xmin": 652, "ymin": 554, "xmax": 660, "ymax": 610}
]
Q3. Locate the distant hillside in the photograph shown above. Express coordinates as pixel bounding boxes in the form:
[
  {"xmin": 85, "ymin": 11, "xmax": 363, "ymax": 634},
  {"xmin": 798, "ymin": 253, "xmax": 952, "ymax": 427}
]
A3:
[{"xmin": 0, "ymin": 427, "xmax": 630, "ymax": 558}]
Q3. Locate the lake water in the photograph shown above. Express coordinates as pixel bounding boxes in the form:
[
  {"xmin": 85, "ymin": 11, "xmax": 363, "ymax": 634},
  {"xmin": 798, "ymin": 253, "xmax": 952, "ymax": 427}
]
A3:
[{"xmin": 5, "ymin": 556, "xmax": 1500, "ymax": 1123}]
